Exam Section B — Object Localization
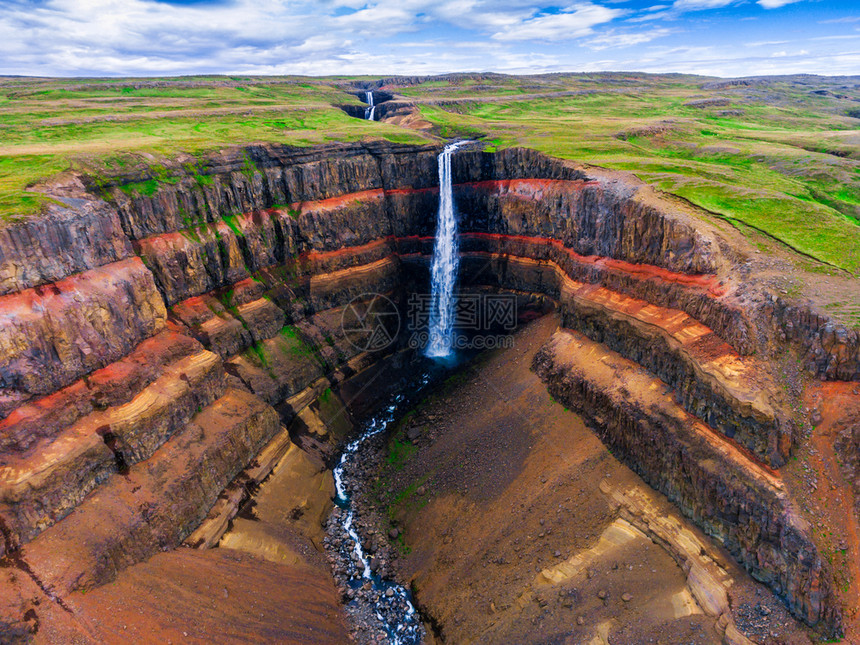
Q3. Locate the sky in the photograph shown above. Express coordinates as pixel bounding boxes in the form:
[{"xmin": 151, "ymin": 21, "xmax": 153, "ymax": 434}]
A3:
[{"xmin": 0, "ymin": 0, "xmax": 858, "ymax": 78}]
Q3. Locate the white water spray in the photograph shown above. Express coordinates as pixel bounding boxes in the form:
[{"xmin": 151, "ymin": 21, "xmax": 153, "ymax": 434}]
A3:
[
  {"xmin": 425, "ymin": 141, "xmax": 469, "ymax": 358},
  {"xmin": 365, "ymin": 90, "xmax": 376, "ymax": 121}
]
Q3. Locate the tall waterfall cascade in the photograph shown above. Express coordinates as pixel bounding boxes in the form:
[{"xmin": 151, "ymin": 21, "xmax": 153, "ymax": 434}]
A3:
[
  {"xmin": 425, "ymin": 141, "xmax": 469, "ymax": 358},
  {"xmin": 364, "ymin": 90, "xmax": 376, "ymax": 121}
]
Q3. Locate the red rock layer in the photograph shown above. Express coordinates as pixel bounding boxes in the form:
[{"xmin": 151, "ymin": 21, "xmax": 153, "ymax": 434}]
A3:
[
  {"xmin": 0, "ymin": 142, "xmax": 852, "ymax": 640},
  {"xmin": 0, "ymin": 258, "xmax": 166, "ymax": 416},
  {"xmin": 534, "ymin": 329, "xmax": 837, "ymax": 632}
]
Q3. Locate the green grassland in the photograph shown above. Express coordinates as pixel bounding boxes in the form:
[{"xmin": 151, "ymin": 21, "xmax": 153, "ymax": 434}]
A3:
[
  {"xmin": 407, "ymin": 74, "xmax": 860, "ymax": 274},
  {"xmin": 1, "ymin": 72, "xmax": 859, "ymax": 275},
  {"xmin": 0, "ymin": 77, "xmax": 429, "ymax": 221}
]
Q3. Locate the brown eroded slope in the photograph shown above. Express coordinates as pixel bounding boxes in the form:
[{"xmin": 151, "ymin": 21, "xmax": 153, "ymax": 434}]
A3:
[
  {"xmin": 369, "ymin": 315, "xmax": 812, "ymax": 645},
  {"xmin": 0, "ymin": 140, "xmax": 857, "ymax": 642},
  {"xmin": 67, "ymin": 548, "xmax": 349, "ymax": 645}
]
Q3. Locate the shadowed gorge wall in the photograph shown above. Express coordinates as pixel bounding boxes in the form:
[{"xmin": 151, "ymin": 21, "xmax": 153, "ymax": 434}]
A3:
[{"xmin": 0, "ymin": 141, "xmax": 856, "ymax": 639}]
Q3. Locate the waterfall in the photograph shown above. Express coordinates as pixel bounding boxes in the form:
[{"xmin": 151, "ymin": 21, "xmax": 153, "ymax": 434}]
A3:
[
  {"xmin": 425, "ymin": 141, "xmax": 469, "ymax": 358},
  {"xmin": 365, "ymin": 90, "xmax": 376, "ymax": 121}
]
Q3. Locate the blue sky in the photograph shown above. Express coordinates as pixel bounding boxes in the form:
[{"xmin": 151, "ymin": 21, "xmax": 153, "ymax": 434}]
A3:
[{"xmin": 0, "ymin": 0, "xmax": 857, "ymax": 77}]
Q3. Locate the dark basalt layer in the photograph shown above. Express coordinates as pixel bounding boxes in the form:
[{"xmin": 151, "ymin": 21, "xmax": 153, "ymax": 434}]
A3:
[
  {"xmin": 0, "ymin": 175, "xmax": 132, "ymax": 297},
  {"xmin": 435, "ymin": 250, "xmax": 792, "ymax": 467},
  {"xmin": 346, "ymin": 89, "xmax": 395, "ymax": 104},
  {"xmin": 533, "ymin": 330, "xmax": 838, "ymax": 632}
]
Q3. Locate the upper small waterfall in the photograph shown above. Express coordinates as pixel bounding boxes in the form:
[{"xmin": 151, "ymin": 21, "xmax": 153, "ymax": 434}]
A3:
[
  {"xmin": 425, "ymin": 141, "xmax": 469, "ymax": 358},
  {"xmin": 365, "ymin": 90, "xmax": 376, "ymax": 121}
]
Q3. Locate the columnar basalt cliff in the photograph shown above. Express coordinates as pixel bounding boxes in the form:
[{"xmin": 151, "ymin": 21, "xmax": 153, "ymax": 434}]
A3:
[
  {"xmin": 532, "ymin": 330, "xmax": 831, "ymax": 628},
  {"xmin": 0, "ymin": 140, "xmax": 856, "ymax": 640}
]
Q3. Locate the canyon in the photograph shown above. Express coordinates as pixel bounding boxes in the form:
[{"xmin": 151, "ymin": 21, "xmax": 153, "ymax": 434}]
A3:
[{"xmin": 0, "ymin": 139, "xmax": 858, "ymax": 644}]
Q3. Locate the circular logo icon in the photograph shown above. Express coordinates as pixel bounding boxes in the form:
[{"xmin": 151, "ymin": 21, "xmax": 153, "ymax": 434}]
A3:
[{"xmin": 341, "ymin": 293, "xmax": 401, "ymax": 352}]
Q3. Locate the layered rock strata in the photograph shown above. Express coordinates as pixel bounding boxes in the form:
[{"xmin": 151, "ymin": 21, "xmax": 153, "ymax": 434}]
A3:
[
  {"xmin": 0, "ymin": 141, "xmax": 855, "ymax": 640},
  {"xmin": 87, "ymin": 142, "xmax": 857, "ymax": 376},
  {"xmin": 533, "ymin": 329, "xmax": 837, "ymax": 631},
  {"xmin": 440, "ymin": 249, "xmax": 790, "ymax": 466}
]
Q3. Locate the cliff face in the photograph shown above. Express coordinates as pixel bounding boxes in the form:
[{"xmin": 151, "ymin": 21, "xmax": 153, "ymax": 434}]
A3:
[
  {"xmin": 0, "ymin": 258, "xmax": 166, "ymax": 415},
  {"xmin": 0, "ymin": 140, "xmax": 855, "ymax": 639},
  {"xmin": 533, "ymin": 330, "xmax": 835, "ymax": 630},
  {"xmin": 76, "ymin": 141, "xmax": 860, "ymax": 378},
  {"xmin": 0, "ymin": 175, "xmax": 131, "ymax": 297}
]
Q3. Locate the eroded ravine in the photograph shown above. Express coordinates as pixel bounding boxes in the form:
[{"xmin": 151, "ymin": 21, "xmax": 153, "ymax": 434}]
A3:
[
  {"xmin": 321, "ymin": 142, "xmax": 466, "ymax": 643},
  {"xmin": 0, "ymin": 141, "xmax": 858, "ymax": 642}
]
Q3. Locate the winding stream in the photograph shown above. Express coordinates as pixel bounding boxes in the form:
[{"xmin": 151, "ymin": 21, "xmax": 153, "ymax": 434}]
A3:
[{"xmin": 326, "ymin": 375, "xmax": 431, "ymax": 644}]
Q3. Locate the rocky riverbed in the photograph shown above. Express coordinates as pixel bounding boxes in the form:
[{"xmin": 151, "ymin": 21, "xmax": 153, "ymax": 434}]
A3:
[{"xmin": 323, "ymin": 378, "xmax": 436, "ymax": 645}]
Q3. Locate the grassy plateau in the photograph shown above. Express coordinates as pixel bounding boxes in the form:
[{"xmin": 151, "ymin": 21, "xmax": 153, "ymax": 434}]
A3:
[{"xmin": 1, "ymin": 72, "xmax": 858, "ymax": 278}]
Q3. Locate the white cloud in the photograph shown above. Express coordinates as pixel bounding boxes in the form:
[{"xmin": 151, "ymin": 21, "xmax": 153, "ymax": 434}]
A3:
[
  {"xmin": 672, "ymin": 0, "xmax": 734, "ymax": 9},
  {"xmin": 0, "ymin": 0, "xmax": 387, "ymax": 75},
  {"xmin": 745, "ymin": 40, "xmax": 789, "ymax": 46},
  {"xmin": 628, "ymin": 10, "xmax": 674, "ymax": 23},
  {"xmin": 491, "ymin": 3, "xmax": 623, "ymax": 41},
  {"xmin": 592, "ymin": 43, "xmax": 860, "ymax": 77},
  {"xmin": 818, "ymin": 16, "xmax": 860, "ymax": 24},
  {"xmin": 586, "ymin": 27, "xmax": 673, "ymax": 50},
  {"xmin": 757, "ymin": 0, "xmax": 802, "ymax": 8},
  {"xmin": 0, "ymin": 0, "xmax": 855, "ymax": 77},
  {"xmin": 811, "ymin": 34, "xmax": 860, "ymax": 41}
]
